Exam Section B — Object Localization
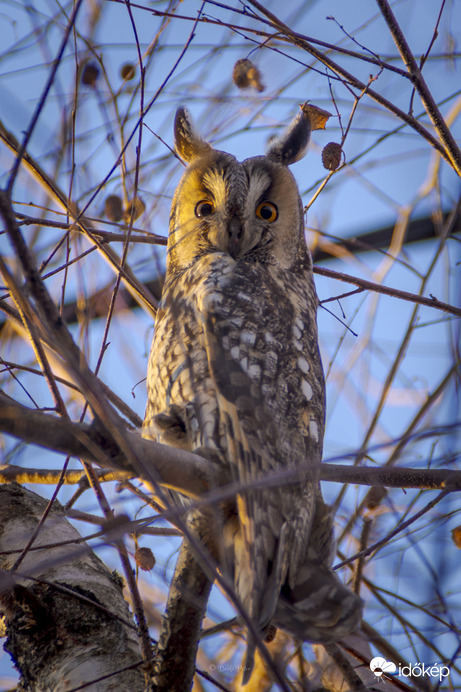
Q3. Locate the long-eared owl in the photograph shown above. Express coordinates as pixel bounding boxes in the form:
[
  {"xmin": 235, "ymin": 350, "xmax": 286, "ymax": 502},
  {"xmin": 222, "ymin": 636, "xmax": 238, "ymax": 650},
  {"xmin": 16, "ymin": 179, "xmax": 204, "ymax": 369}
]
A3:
[{"xmin": 144, "ymin": 107, "xmax": 362, "ymax": 682}]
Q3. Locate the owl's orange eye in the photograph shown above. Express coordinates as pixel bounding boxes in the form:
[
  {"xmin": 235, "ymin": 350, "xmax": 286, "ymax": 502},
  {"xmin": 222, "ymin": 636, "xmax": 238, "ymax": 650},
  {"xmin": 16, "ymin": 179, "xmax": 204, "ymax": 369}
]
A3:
[
  {"xmin": 256, "ymin": 202, "xmax": 277, "ymax": 222},
  {"xmin": 195, "ymin": 200, "xmax": 214, "ymax": 217}
]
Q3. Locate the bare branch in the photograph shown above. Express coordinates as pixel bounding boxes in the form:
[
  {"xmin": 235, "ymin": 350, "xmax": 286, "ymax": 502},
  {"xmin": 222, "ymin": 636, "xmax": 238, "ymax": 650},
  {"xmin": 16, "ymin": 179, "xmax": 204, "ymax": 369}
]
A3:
[
  {"xmin": 246, "ymin": 0, "xmax": 456, "ymax": 167},
  {"xmin": 1, "ymin": 393, "xmax": 460, "ymax": 496},
  {"xmin": 315, "ymin": 264, "xmax": 461, "ymax": 317},
  {"xmin": 0, "ymin": 392, "xmax": 210, "ymax": 498},
  {"xmin": 0, "ymin": 121, "xmax": 158, "ymax": 317},
  {"xmin": 376, "ymin": 0, "xmax": 461, "ymax": 175}
]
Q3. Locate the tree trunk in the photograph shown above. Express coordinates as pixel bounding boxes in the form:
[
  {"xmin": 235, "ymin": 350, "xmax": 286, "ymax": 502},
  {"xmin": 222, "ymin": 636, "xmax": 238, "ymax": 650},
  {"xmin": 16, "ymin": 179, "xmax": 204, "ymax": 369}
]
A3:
[{"xmin": 0, "ymin": 484, "xmax": 144, "ymax": 692}]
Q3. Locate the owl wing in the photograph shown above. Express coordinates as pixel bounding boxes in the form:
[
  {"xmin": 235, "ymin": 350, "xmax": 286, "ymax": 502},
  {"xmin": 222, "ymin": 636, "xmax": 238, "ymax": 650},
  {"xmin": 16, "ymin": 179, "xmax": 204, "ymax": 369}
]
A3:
[
  {"xmin": 198, "ymin": 309, "xmax": 280, "ymax": 618},
  {"xmin": 196, "ymin": 306, "xmax": 290, "ymax": 680},
  {"xmin": 194, "ymin": 261, "xmax": 322, "ymax": 631}
]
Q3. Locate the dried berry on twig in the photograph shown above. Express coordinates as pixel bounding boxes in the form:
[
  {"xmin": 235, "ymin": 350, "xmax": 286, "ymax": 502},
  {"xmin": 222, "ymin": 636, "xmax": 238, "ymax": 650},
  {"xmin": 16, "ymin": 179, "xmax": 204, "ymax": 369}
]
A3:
[
  {"xmin": 123, "ymin": 197, "xmax": 146, "ymax": 224},
  {"xmin": 120, "ymin": 63, "xmax": 136, "ymax": 81},
  {"xmin": 104, "ymin": 195, "xmax": 123, "ymax": 222},
  {"xmin": 81, "ymin": 62, "xmax": 99, "ymax": 87},
  {"xmin": 135, "ymin": 547, "xmax": 156, "ymax": 572},
  {"xmin": 322, "ymin": 141, "xmax": 343, "ymax": 171},
  {"xmin": 232, "ymin": 58, "xmax": 264, "ymax": 92}
]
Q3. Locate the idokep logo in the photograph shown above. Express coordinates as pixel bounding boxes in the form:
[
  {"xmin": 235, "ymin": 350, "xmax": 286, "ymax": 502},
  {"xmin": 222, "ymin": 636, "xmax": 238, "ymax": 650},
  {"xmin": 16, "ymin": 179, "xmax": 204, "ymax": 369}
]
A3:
[
  {"xmin": 369, "ymin": 657, "xmax": 451, "ymax": 682},
  {"xmin": 369, "ymin": 657, "xmax": 396, "ymax": 677}
]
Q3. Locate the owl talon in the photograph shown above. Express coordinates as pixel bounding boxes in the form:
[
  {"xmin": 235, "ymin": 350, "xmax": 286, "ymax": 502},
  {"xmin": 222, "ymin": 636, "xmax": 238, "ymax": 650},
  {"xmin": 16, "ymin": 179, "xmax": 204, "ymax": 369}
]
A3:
[{"xmin": 152, "ymin": 405, "xmax": 189, "ymax": 449}]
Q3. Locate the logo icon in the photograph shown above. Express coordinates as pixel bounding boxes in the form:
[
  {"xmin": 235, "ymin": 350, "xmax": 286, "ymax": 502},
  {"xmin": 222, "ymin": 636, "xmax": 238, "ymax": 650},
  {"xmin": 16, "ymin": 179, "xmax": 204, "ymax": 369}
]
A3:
[{"xmin": 370, "ymin": 657, "xmax": 397, "ymax": 677}]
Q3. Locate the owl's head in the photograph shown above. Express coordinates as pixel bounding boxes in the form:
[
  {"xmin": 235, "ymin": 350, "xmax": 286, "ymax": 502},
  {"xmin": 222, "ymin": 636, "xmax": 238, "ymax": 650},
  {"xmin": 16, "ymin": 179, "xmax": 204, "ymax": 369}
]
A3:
[{"xmin": 167, "ymin": 107, "xmax": 312, "ymax": 274}]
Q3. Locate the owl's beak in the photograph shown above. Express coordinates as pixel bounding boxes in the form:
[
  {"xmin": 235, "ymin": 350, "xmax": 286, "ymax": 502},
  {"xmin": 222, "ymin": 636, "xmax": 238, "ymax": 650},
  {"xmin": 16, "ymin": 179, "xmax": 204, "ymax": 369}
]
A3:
[{"xmin": 227, "ymin": 216, "xmax": 243, "ymax": 258}]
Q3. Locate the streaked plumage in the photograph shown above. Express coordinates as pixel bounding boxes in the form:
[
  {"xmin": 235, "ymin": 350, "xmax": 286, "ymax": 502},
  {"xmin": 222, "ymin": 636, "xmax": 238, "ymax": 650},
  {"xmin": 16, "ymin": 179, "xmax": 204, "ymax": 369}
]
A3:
[{"xmin": 144, "ymin": 107, "xmax": 362, "ymax": 683}]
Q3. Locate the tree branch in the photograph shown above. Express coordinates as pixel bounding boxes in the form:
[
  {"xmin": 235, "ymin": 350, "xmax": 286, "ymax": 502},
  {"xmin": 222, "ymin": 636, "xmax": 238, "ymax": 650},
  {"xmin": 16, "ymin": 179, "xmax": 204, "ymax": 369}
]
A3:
[
  {"xmin": 315, "ymin": 265, "xmax": 461, "ymax": 317},
  {"xmin": 149, "ymin": 515, "xmax": 214, "ymax": 692},
  {"xmin": 0, "ymin": 464, "xmax": 128, "ymax": 486},
  {"xmin": 375, "ymin": 0, "xmax": 461, "ymax": 175},
  {"xmin": 2, "ymin": 393, "xmax": 460, "ymax": 498},
  {"xmin": 246, "ymin": 0, "xmax": 455, "ymax": 167},
  {"xmin": 0, "ymin": 392, "xmax": 211, "ymax": 498},
  {"xmin": 0, "ymin": 121, "xmax": 158, "ymax": 317}
]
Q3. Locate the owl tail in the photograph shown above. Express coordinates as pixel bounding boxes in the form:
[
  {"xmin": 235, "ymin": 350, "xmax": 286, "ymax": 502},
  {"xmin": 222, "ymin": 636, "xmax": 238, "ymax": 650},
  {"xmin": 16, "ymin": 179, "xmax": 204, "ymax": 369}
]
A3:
[
  {"xmin": 272, "ymin": 561, "xmax": 363, "ymax": 643},
  {"xmin": 239, "ymin": 523, "xmax": 291, "ymax": 686},
  {"xmin": 240, "ymin": 568, "xmax": 361, "ymax": 687}
]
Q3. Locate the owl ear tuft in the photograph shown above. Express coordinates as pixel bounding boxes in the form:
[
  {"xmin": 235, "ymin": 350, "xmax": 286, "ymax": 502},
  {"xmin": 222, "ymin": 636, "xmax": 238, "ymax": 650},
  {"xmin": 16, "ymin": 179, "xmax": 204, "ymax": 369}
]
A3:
[
  {"xmin": 266, "ymin": 109, "xmax": 311, "ymax": 166},
  {"xmin": 174, "ymin": 106, "xmax": 212, "ymax": 163}
]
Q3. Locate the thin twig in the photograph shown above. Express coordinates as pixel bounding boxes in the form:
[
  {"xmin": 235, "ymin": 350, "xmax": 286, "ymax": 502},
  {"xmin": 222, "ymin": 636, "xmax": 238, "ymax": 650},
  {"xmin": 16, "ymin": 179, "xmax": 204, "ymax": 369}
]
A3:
[
  {"xmin": 314, "ymin": 265, "xmax": 461, "ymax": 317},
  {"xmin": 336, "ymin": 490, "xmax": 451, "ymax": 569},
  {"xmin": 6, "ymin": 0, "xmax": 85, "ymax": 193},
  {"xmin": 353, "ymin": 517, "xmax": 373, "ymax": 595},
  {"xmin": 323, "ymin": 643, "xmax": 369, "ymax": 692},
  {"xmin": 246, "ymin": 0, "xmax": 453, "ymax": 165},
  {"xmin": 0, "ymin": 119, "xmax": 159, "ymax": 316},
  {"xmin": 375, "ymin": 0, "xmax": 461, "ymax": 175}
]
